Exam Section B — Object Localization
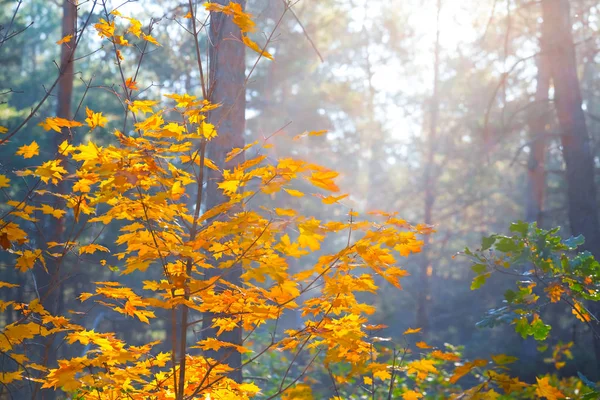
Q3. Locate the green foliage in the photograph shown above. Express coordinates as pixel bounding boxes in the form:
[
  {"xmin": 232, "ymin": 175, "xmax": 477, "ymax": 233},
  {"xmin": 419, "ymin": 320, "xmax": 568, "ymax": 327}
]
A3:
[{"xmin": 466, "ymin": 221, "xmax": 600, "ymax": 341}]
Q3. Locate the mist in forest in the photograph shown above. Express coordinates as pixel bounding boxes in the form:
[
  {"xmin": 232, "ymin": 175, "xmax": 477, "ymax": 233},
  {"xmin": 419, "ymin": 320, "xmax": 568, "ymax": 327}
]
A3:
[{"xmin": 2, "ymin": 0, "xmax": 600, "ymax": 398}]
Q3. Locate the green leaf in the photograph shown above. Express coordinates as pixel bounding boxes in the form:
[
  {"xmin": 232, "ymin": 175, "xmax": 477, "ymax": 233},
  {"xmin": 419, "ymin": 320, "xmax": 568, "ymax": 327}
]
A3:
[
  {"xmin": 495, "ymin": 237, "xmax": 519, "ymax": 253},
  {"xmin": 471, "ymin": 273, "xmax": 490, "ymax": 290},
  {"xmin": 531, "ymin": 318, "xmax": 551, "ymax": 341},
  {"xmin": 481, "ymin": 235, "xmax": 496, "ymax": 251},
  {"xmin": 564, "ymin": 235, "xmax": 585, "ymax": 249},
  {"xmin": 514, "ymin": 318, "xmax": 529, "ymax": 339},
  {"xmin": 504, "ymin": 289, "xmax": 517, "ymax": 303},
  {"xmin": 509, "ymin": 220, "xmax": 529, "ymax": 237},
  {"xmin": 471, "ymin": 263, "xmax": 487, "ymax": 275}
]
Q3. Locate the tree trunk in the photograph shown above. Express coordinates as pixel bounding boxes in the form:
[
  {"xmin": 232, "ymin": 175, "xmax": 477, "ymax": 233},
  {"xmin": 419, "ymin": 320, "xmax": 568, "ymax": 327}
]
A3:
[
  {"xmin": 525, "ymin": 46, "xmax": 550, "ymax": 225},
  {"xmin": 35, "ymin": 3, "xmax": 77, "ymax": 399},
  {"xmin": 416, "ymin": 0, "xmax": 441, "ymax": 332},
  {"xmin": 202, "ymin": 0, "xmax": 246, "ymax": 384},
  {"xmin": 541, "ymin": 0, "xmax": 600, "ymax": 370}
]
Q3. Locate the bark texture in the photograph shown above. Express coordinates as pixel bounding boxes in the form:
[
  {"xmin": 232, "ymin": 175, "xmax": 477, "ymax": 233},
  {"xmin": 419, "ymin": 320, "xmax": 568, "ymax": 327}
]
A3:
[
  {"xmin": 541, "ymin": 0, "xmax": 600, "ymax": 368},
  {"xmin": 202, "ymin": 0, "xmax": 246, "ymax": 384}
]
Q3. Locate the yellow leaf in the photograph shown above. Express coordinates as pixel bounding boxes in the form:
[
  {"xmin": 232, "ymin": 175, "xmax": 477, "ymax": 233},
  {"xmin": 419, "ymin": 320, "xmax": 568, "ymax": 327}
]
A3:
[
  {"xmin": 125, "ymin": 77, "xmax": 138, "ymax": 90},
  {"xmin": 363, "ymin": 376, "xmax": 373, "ymax": 385},
  {"xmin": 416, "ymin": 341, "xmax": 432, "ymax": 349},
  {"xmin": 275, "ymin": 208, "xmax": 296, "ymax": 217},
  {"xmin": 449, "ymin": 359, "xmax": 488, "ymax": 384},
  {"xmin": 16, "ymin": 141, "xmax": 40, "ymax": 159},
  {"xmin": 0, "ymin": 126, "xmax": 8, "ymax": 134},
  {"xmin": 142, "ymin": 33, "xmax": 161, "ymax": 46},
  {"xmin": 15, "ymin": 249, "xmax": 44, "ymax": 272},
  {"xmin": 402, "ymin": 390, "xmax": 423, "ymax": 400},
  {"xmin": 0, "ymin": 370, "xmax": 22, "ymax": 384},
  {"xmin": 239, "ymin": 382, "xmax": 261, "ymax": 394},
  {"xmin": 544, "ymin": 283, "xmax": 564, "ymax": 303},
  {"xmin": 85, "ymin": 107, "xmax": 108, "ymax": 130},
  {"xmin": 283, "ymin": 188, "xmax": 304, "ymax": 197},
  {"xmin": 0, "ymin": 174, "xmax": 10, "ymax": 188},
  {"xmin": 171, "ymin": 181, "xmax": 185, "ymax": 200},
  {"xmin": 535, "ymin": 377, "xmax": 565, "ymax": 400},
  {"xmin": 39, "ymin": 204, "xmax": 66, "ymax": 219},
  {"xmin": 403, "ymin": 327, "xmax": 421, "ymax": 335},
  {"xmin": 205, "ymin": 2, "xmax": 256, "ymax": 33},
  {"xmin": 128, "ymin": 100, "xmax": 159, "ymax": 114},
  {"xmin": 79, "ymin": 244, "xmax": 110, "ymax": 255},
  {"xmin": 242, "ymin": 36, "xmax": 273, "ymax": 60},
  {"xmin": 39, "ymin": 117, "xmax": 83, "ymax": 132},
  {"xmin": 56, "ymin": 34, "xmax": 72, "ymax": 44},
  {"xmin": 94, "ymin": 18, "xmax": 115, "ymax": 38},
  {"xmin": 126, "ymin": 17, "xmax": 142, "ymax": 37},
  {"xmin": 113, "ymin": 35, "xmax": 129, "ymax": 46},
  {"xmin": 308, "ymin": 169, "xmax": 340, "ymax": 192},
  {"xmin": 321, "ymin": 194, "xmax": 348, "ymax": 204},
  {"xmin": 0, "ymin": 281, "xmax": 19, "ymax": 288},
  {"xmin": 572, "ymin": 301, "xmax": 591, "ymax": 322}
]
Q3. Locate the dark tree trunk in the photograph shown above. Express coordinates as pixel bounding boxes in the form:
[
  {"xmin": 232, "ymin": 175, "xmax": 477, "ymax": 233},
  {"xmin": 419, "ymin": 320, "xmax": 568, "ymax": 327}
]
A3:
[
  {"xmin": 525, "ymin": 47, "xmax": 551, "ymax": 225},
  {"xmin": 35, "ymin": 3, "xmax": 77, "ymax": 399},
  {"xmin": 541, "ymin": 0, "xmax": 600, "ymax": 370},
  {"xmin": 202, "ymin": 0, "xmax": 246, "ymax": 384}
]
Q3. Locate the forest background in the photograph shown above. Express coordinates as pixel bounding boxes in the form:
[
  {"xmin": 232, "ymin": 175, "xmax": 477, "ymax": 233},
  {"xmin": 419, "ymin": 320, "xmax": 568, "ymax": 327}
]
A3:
[{"xmin": 2, "ymin": 0, "xmax": 600, "ymax": 398}]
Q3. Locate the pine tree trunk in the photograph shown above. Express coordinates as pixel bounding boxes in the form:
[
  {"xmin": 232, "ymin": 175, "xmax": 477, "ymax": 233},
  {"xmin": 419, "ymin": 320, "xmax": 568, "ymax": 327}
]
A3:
[
  {"xmin": 541, "ymin": 0, "xmax": 600, "ymax": 370},
  {"xmin": 525, "ymin": 45, "xmax": 550, "ymax": 225},
  {"xmin": 202, "ymin": 0, "xmax": 246, "ymax": 384}
]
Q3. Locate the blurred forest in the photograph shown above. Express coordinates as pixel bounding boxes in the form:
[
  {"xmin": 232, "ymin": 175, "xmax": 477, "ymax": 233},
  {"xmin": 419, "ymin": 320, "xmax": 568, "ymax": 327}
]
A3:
[{"xmin": 2, "ymin": 0, "xmax": 600, "ymax": 398}]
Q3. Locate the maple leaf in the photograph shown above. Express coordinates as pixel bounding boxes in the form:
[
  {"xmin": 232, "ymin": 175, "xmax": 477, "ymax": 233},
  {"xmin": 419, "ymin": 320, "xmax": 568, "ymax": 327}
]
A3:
[
  {"xmin": 321, "ymin": 194, "xmax": 349, "ymax": 204},
  {"xmin": 307, "ymin": 169, "xmax": 340, "ymax": 192},
  {"xmin": 416, "ymin": 341, "xmax": 432, "ymax": 349},
  {"xmin": 242, "ymin": 36, "xmax": 273, "ymax": 60},
  {"xmin": 125, "ymin": 77, "xmax": 138, "ymax": 90},
  {"xmin": 39, "ymin": 117, "xmax": 83, "ymax": 132},
  {"xmin": 79, "ymin": 243, "xmax": 110, "ymax": 255},
  {"xmin": 402, "ymin": 390, "xmax": 423, "ymax": 400},
  {"xmin": 94, "ymin": 18, "xmax": 115, "ymax": 38},
  {"xmin": 142, "ymin": 33, "xmax": 161, "ymax": 46},
  {"xmin": 56, "ymin": 34, "xmax": 72, "ymax": 44},
  {"xmin": 431, "ymin": 350, "xmax": 460, "ymax": 362},
  {"xmin": 535, "ymin": 377, "xmax": 565, "ymax": 400},
  {"xmin": 39, "ymin": 204, "xmax": 66, "ymax": 219},
  {"xmin": 0, "ymin": 174, "xmax": 10, "ymax": 188},
  {"xmin": 403, "ymin": 327, "xmax": 421, "ymax": 335},
  {"xmin": 406, "ymin": 359, "xmax": 438, "ymax": 380},
  {"xmin": 113, "ymin": 35, "xmax": 129, "ymax": 46},
  {"xmin": 85, "ymin": 107, "xmax": 108, "ymax": 130},
  {"xmin": 283, "ymin": 188, "xmax": 304, "ymax": 197},
  {"xmin": 0, "ymin": 281, "xmax": 19, "ymax": 288},
  {"xmin": 0, "ymin": 370, "xmax": 22, "ymax": 384},
  {"xmin": 129, "ymin": 100, "xmax": 159, "ymax": 114},
  {"xmin": 0, "ymin": 126, "xmax": 8, "ymax": 134},
  {"xmin": 31, "ymin": 160, "xmax": 68, "ymax": 184},
  {"xmin": 126, "ymin": 17, "xmax": 142, "ymax": 37},
  {"xmin": 205, "ymin": 2, "xmax": 256, "ymax": 33},
  {"xmin": 449, "ymin": 359, "xmax": 488, "ymax": 384},
  {"xmin": 15, "ymin": 249, "xmax": 45, "ymax": 272},
  {"xmin": 16, "ymin": 141, "xmax": 40, "ymax": 159}
]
